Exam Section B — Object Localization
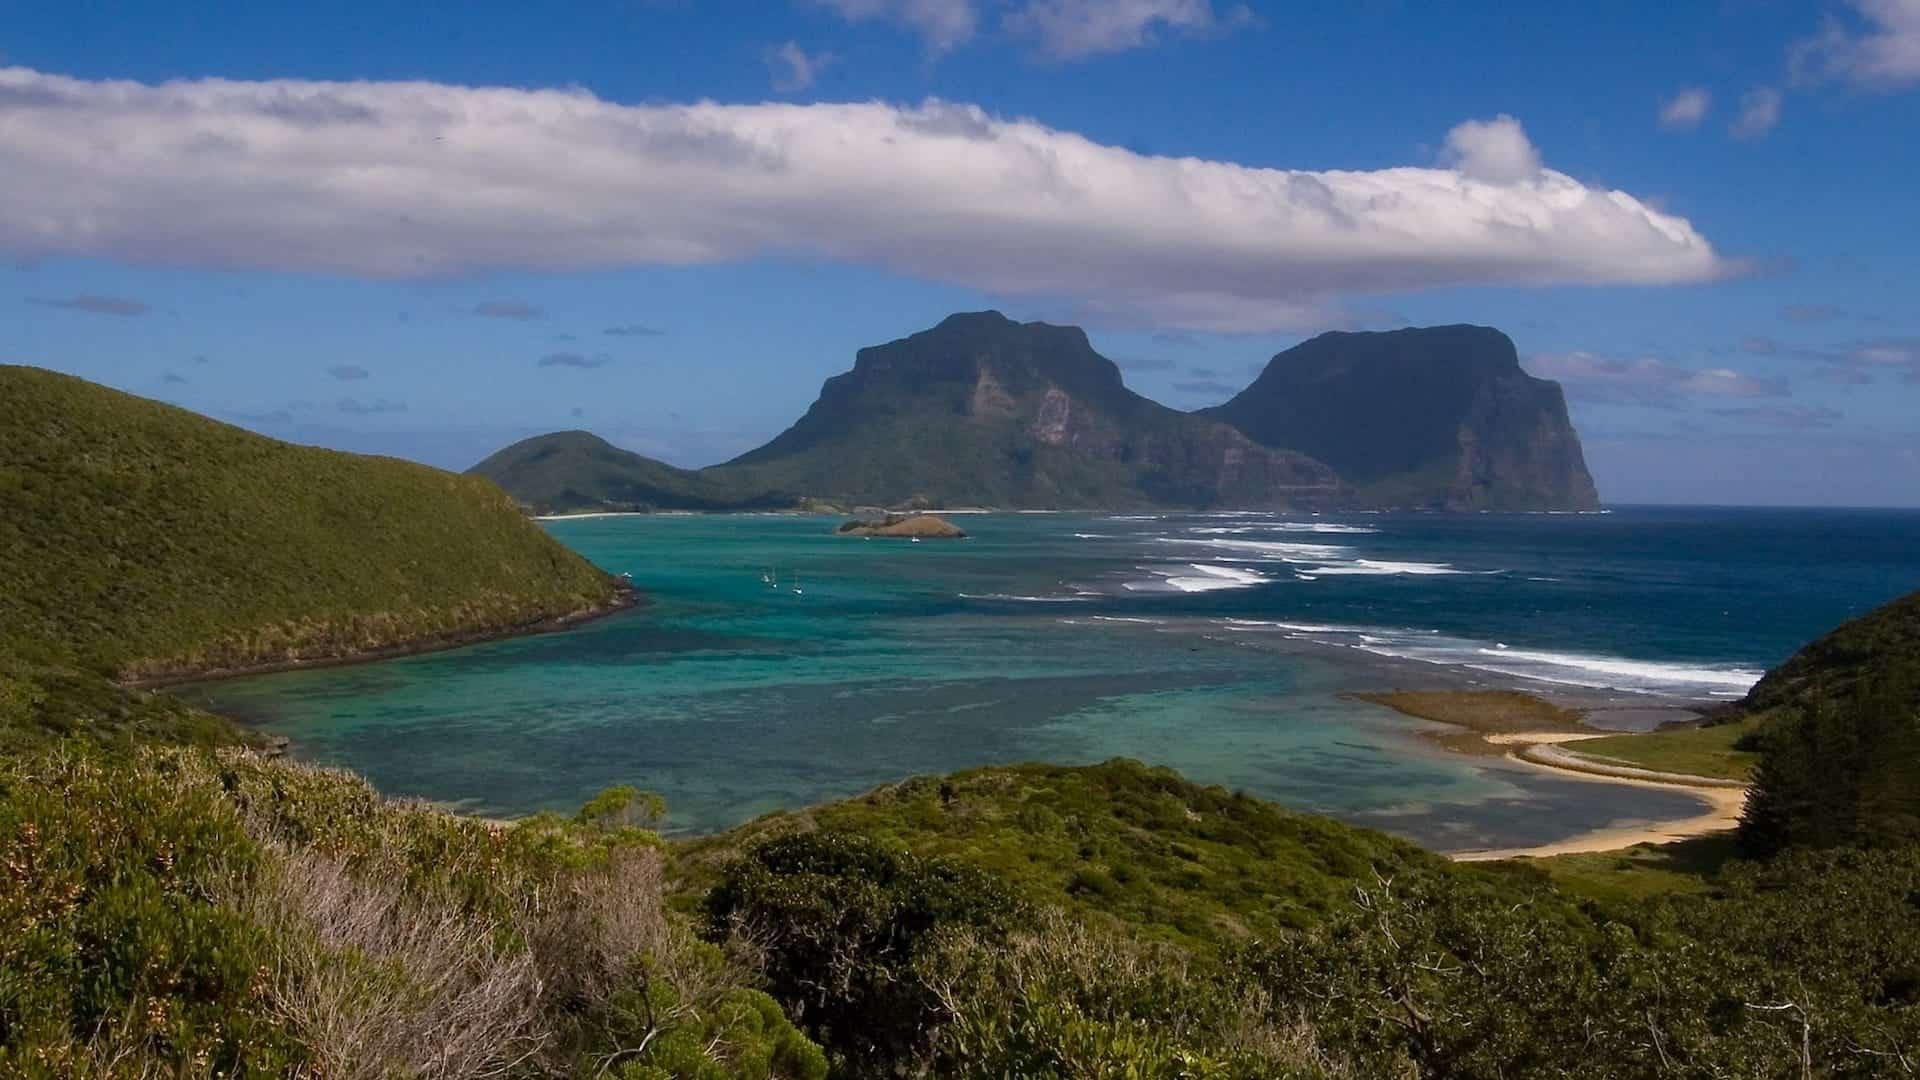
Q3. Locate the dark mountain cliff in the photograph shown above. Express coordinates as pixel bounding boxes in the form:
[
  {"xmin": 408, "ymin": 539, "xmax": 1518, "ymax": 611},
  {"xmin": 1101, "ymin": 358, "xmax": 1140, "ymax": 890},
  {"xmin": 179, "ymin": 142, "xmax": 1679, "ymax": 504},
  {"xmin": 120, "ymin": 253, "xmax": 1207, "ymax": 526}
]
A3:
[
  {"xmin": 716, "ymin": 311, "xmax": 1339, "ymax": 509},
  {"xmin": 1202, "ymin": 325, "xmax": 1599, "ymax": 511}
]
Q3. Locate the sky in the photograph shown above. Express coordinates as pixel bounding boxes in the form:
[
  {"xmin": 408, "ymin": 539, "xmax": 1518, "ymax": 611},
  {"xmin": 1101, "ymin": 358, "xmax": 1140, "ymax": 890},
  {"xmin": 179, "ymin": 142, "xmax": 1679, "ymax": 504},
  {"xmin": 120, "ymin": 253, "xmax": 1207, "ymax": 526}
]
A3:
[{"xmin": 3, "ymin": 0, "xmax": 1917, "ymax": 507}]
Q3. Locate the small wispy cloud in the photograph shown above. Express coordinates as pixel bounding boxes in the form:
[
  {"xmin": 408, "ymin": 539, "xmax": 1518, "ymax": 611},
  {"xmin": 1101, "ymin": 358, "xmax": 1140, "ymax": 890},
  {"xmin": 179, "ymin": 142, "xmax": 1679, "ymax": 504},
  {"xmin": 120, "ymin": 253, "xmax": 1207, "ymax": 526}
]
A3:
[
  {"xmin": 811, "ymin": 0, "xmax": 979, "ymax": 53},
  {"xmin": 1791, "ymin": 0, "xmax": 1920, "ymax": 90},
  {"xmin": 1711, "ymin": 404, "xmax": 1843, "ymax": 429},
  {"xmin": 539, "ymin": 351, "xmax": 611, "ymax": 369},
  {"xmin": 1171, "ymin": 377, "xmax": 1239, "ymax": 398},
  {"xmin": 1115, "ymin": 355, "xmax": 1177, "ymax": 372},
  {"xmin": 1658, "ymin": 87, "xmax": 1711, "ymax": 131},
  {"xmin": 161, "ymin": 371, "xmax": 190, "ymax": 385},
  {"xmin": 472, "ymin": 299, "xmax": 544, "ymax": 320},
  {"xmin": 1781, "ymin": 303, "xmax": 1845, "ymax": 323},
  {"xmin": 1731, "ymin": 87, "xmax": 1782, "ymax": 139},
  {"xmin": 337, "ymin": 397, "xmax": 408, "ymax": 415},
  {"xmin": 31, "ymin": 293, "xmax": 150, "ymax": 316},
  {"xmin": 604, "ymin": 324, "xmax": 666, "ymax": 337},
  {"xmin": 767, "ymin": 41, "xmax": 836, "ymax": 92},
  {"xmin": 1007, "ymin": 0, "xmax": 1257, "ymax": 60},
  {"xmin": 1527, "ymin": 351, "xmax": 1789, "ymax": 406},
  {"xmin": 1797, "ymin": 338, "xmax": 1920, "ymax": 384},
  {"xmin": 327, "ymin": 364, "xmax": 371, "ymax": 381}
]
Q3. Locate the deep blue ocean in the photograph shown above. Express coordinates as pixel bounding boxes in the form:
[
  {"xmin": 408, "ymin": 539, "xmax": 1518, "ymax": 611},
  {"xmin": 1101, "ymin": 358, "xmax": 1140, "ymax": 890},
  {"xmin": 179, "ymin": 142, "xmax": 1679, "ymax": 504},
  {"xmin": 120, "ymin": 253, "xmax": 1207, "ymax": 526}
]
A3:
[{"xmin": 190, "ymin": 507, "xmax": 1920, "ymax": 852}]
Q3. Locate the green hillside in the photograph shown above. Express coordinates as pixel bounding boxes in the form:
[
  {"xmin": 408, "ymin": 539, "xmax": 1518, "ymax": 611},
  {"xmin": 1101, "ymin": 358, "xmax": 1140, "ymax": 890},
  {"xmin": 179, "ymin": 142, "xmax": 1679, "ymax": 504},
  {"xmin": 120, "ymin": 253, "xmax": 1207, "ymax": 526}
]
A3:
[
  {"xmin": 1204, "ymin": 325, "xmax": 1599, "ymax": 510},
  {"xmin": 682, "ymin": 759, "xmax": 1446, "ymax": 950},
  {"xmin": 1737, "ymin": 589, "xmax": 1920, "ymax": 855},
  {"xmin": 1740, "ymin": 588, "xmax": 1920, "ymax": 718},
  {"xmin": 470, "ymin": 430, "xmax": 798, "ymax": 515},
  {"xmin": 1, "ymin": 365, "xmax": 624, "ymax": 683}
]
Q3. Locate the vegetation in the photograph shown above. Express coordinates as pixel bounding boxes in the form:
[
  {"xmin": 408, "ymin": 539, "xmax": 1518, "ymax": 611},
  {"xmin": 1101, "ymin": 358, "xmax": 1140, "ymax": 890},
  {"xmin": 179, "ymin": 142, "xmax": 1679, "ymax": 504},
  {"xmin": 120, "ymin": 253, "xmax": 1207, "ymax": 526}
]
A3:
[
  {"xmin": 832, "ymin": 514, "xmax": 966, "ymax": 538},
  {"xmin": 1530, "ymin": 835, "xmax": 1738, "ymax": 905},
  {"xmin": 3, "ymin": 366, "xmax": 621, "ymax": 682},
  {"xmin": 1743, "ymin": 661, "xmax": 1920, "ymax": 856},
  {"xmin": 683, "ymin": 760, "xmax": 1449, "ymax": 951},
  {"xmin": 1354, "ymin": 689, "xmax": 1589, "ymax": 737},
  {"xmin": 1564, "ymin": 716, "xmax": 1764, "ymax": 782},
  {"xmin": 0, "ymin": 744, "xmax": 825, "ymax": 1077},
  {"xmin": 468, "ymin": 431, "xmax": 799, "ymax": 515},
  {"xmin": 1740, "ymin": 588, "xmax": 1920, "ymax": 718}
]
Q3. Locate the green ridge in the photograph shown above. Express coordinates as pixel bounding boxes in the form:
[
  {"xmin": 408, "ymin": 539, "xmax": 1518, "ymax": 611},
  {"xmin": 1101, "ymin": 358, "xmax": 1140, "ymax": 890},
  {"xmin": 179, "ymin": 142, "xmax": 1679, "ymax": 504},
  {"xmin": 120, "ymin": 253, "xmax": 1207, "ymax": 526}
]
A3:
[{"xmin": 1, "ymin": 365, "xmax": 622, "ymax": 682}]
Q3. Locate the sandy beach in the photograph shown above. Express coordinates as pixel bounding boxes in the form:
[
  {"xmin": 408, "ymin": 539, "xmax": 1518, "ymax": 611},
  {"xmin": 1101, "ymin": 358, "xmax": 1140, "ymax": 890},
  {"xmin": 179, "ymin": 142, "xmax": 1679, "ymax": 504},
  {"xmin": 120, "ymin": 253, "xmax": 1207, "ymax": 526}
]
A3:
[{"xmin": 1447, "ymin": 730, "xmax": 1749, "ymax": 861}]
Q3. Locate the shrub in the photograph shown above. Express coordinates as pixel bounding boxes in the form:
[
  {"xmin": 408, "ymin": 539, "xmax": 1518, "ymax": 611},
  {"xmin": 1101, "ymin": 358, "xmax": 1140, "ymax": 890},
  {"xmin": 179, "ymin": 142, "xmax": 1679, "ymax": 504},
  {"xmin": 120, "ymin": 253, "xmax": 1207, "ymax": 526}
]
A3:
[
  {"xmin": 917, "ymin": 911, "xmax": 1345, "ymax": 1079},
  {"xmin": 705, "ymin": 830, "xmax": 1027, "ymax": 1075},
  {"xmin": 0, "ymin": 744, "xmax": 825, "ymax": 1078}
]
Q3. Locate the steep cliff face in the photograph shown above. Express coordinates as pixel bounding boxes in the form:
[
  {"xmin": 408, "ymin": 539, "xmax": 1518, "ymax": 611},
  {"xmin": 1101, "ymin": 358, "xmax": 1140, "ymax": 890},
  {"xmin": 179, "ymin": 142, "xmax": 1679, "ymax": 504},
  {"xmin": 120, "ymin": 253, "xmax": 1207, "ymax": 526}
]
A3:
[
  {"xmin": 1203, "ymin": 325, "xmax": 1600, "ymax": 511},
  {"xmin": 715, "ymin": 312, "xmax": 1340, "ymax": 509}
]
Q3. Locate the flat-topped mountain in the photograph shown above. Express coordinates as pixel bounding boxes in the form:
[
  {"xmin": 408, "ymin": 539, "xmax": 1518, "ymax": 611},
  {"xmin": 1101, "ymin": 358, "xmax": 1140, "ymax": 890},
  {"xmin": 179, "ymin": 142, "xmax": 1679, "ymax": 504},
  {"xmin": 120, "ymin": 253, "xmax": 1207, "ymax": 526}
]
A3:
[
  {"xmin": 1203, "ymin": 325, "xmax": 1599, "ymax": 511},
  {"xmin": 718, "ymin": 311, "xmax": 1339, "ymax": 509},
  {"xmin": 475, "ymin": 314, "xmax": 1600, "ymax": 512}
]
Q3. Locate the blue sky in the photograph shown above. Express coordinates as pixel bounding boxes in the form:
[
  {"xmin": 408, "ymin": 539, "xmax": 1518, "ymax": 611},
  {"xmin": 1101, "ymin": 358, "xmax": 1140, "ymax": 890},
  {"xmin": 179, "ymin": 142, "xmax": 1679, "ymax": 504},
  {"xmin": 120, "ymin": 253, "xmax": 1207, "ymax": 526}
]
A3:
[{"xmin": 4, "ymin": 0, "xmax": 1917, "ymax": 505}]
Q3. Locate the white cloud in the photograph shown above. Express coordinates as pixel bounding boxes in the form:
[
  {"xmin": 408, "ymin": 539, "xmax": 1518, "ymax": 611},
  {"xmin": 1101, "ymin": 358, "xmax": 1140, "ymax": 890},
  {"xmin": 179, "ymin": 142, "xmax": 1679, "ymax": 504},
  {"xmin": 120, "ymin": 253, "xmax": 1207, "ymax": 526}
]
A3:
[
  {"xmin": 1799, "ymin": 338, "xmax": 1920, "ymax": 383},
  {"xmin": 0, "ymin": 68, "xmax": 1727, "ymax": 332},
  {"xmin": 1526, "ymin": 352, "xmax": 1788, "ymax": 406},
  {"xmin": 767, "ymin": 42, "xmax": 836, "ymax": 93},
  {"xmin": 1658, "ymin": 87, "xmax": 1711, "ymax": 131},
  {"xmin": 812, "ymin": 0, "xmax": 979, "ymax": 53},
  {"xmin": 1793, "ymin": 0, "xmax": 1920, "ymax": 89},
  {"xmin": 1731, "ymin": 87, "xmax": 1782, "ymax": 139},
  {"xmin": 1005, "ymin": 0, "xmax": 1252, "ymax": 60},
  {"xmin": 1441, "ymin": 115, "xmax": 1541, "ymax": 184}
]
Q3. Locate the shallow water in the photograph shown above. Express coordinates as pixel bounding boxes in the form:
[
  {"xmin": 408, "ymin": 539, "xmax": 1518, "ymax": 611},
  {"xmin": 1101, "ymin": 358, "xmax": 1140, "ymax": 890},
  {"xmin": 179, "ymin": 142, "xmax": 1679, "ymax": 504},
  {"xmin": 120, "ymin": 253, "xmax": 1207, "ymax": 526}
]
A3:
[{"xmin": 190, "ymin": 507, "xmax": 1920, "ymax": 850}]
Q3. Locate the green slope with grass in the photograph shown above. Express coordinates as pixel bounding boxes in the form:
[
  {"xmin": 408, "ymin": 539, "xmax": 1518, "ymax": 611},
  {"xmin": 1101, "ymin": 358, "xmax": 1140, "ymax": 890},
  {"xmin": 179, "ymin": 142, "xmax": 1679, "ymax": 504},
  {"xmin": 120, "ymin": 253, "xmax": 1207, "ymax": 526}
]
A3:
[
  {"xmin": 682, "ymin": 759, "xmax": 1470, "ymax": 950},
  {"xmin": 1, "ymin": 365, "xmax": 623, "ymax": 683},
  {"xmin": 468, "ymin": 429, "xmax": 800, "ymax": 514}
]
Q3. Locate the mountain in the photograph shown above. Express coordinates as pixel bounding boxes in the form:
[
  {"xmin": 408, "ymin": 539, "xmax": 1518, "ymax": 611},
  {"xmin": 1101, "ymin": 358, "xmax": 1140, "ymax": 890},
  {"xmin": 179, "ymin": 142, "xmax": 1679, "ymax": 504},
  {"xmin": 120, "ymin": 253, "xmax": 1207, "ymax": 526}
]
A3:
[
  {"xmin": 719, "ymin": 311, "xmax": 1339, "ymax": 509},
  {"xmin": 475, "ymin": 315, "xmax": 1600, "ymax": 512},
  {"xmin": 470, "ymin": 430, "xmax": 797, "ymax": 514},
  {"xmin": 0, "ymin": 365, "xmax": 626, "ymax": 688},
  {"xmin": 1203, "ymin": 325, "xmax": 1599, "ymax": 511}
]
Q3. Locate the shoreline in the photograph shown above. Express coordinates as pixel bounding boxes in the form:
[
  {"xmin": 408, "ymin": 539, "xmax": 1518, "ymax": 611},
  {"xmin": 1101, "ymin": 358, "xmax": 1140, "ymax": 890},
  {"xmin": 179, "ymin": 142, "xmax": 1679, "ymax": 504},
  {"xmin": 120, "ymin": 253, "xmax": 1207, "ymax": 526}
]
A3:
[
  {"xmin": 1350, "ymin": 689, "xmax": 1749, "ymax": 860},
  {"xmin": 1451, "ymin": 754, "xmax": 1748, "ymax": 861},
  {"xmin": 121, "ymin": 585, "xmax": 642, "ymax": 691}
]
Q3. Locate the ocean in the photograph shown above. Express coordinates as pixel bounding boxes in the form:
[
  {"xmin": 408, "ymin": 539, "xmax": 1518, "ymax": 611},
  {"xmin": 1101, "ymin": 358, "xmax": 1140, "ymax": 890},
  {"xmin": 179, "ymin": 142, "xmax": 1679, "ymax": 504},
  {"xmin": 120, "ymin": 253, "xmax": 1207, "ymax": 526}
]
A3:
[{"xmin": 188, "ymin": 507, "xmax": 1920, "ymax": 852}]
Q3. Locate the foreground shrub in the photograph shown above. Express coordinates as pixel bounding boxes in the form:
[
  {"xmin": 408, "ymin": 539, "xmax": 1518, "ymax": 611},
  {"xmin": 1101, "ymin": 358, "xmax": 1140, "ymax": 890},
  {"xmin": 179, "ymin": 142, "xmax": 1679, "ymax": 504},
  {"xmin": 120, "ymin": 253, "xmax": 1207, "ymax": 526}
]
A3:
[
  {"xmin": 918, "ymin": 911, "xmax": 1347, "ymax": 1079},
  {"xmin": 1253, "ymin": 852, "xmax": 1920, "ymax": 1078},
  {"xmin": 0, "ymin": 745, "xmax": 824, "ymax": 1078}
]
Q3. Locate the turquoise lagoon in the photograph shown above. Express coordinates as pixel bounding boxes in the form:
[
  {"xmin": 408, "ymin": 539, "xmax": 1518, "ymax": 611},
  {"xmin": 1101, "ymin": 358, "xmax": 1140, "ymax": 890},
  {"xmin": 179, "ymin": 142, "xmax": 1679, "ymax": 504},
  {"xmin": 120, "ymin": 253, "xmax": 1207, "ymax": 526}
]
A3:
[{"xmin": 190, "ymin": 507, "xmax": 1920, "ymax": 852}]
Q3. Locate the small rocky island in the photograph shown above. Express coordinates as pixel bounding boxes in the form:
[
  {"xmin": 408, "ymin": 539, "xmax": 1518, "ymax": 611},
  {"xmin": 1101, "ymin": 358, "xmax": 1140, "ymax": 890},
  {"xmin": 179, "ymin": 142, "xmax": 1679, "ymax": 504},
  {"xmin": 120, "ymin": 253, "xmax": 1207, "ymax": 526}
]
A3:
[{"xmin": 834, "ymin": 513, "xmax": 967, "ymax": 539}]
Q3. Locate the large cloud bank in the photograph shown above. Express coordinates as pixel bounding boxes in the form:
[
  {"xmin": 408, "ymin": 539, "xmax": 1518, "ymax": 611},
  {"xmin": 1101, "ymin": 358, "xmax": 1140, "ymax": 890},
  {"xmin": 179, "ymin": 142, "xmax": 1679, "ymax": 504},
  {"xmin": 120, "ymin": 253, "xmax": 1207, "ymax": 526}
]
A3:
[{"xmin": 0, "ymin": 68, "xmax": 1726, "ymax": 331}]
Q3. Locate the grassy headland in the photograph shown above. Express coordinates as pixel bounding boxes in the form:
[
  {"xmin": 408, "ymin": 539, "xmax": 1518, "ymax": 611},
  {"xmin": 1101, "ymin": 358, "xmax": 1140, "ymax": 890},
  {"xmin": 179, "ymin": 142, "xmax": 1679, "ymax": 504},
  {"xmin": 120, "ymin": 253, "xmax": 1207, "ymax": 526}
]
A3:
[{"xmin": 2, "ymin": 366, "xmax": 626, "ymax": 685}]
